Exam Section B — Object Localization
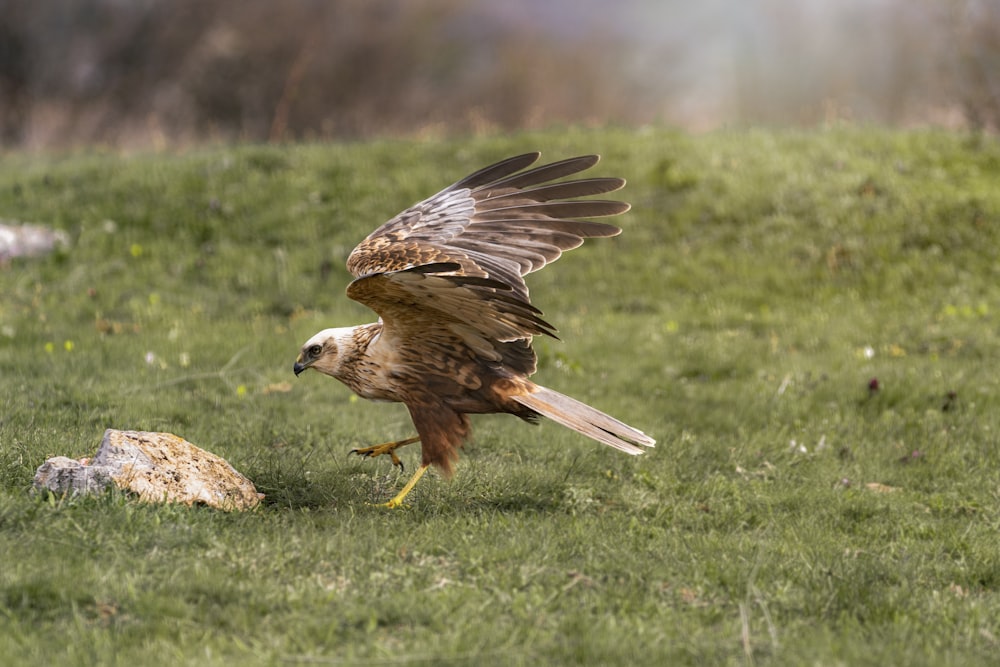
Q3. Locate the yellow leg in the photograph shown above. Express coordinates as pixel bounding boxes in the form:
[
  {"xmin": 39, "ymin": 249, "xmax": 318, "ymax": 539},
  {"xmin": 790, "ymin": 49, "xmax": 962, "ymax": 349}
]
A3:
[
  {"xmin": 351, "ymin": 436, "xmax": 419, "ymax": 470},
  {"xmin": 381, "ymin": 464, "xmax": 429, "ymax": 509}
]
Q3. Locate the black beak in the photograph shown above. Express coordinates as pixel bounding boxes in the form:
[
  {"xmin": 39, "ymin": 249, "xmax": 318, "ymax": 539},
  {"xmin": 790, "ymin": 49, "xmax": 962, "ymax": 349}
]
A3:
[{"xmin": 293, "ymin": 362, "xmax": 306, "ymax": 376}]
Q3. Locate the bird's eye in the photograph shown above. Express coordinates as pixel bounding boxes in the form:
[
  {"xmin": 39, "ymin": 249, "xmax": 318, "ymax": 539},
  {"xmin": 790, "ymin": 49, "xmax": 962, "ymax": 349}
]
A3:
[{"xmin": 308, "ymin": 345, "xmax": 322, "ymax": 357}]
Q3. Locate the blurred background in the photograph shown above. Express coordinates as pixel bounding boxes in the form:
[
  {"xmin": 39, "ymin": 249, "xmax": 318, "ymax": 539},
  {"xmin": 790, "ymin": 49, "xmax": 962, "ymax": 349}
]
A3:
[{"xmin": 1, "ymin": 0, "xmax": 998, "ymax": 150}]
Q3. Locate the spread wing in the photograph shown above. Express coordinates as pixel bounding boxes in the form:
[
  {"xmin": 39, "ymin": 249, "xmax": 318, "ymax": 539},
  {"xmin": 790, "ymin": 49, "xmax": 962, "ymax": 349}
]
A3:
[{"xmin": 344, "ymin": 153, "xmax": 629, "ymax": 369}]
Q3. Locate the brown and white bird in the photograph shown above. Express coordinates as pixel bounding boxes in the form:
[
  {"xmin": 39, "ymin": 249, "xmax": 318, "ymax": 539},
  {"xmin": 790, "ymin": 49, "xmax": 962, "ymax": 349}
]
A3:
[{"xmin": 294, "ymin": 152, "xmax": 654, "ymax": 507}]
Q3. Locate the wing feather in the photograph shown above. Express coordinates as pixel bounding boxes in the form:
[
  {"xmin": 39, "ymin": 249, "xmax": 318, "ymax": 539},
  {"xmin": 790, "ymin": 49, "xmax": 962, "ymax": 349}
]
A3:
[
  {"xmin": 343, "ymin": 152, "xmax": 628, "ymax": 368},
  {"xmin": 347, "ymin": 268, "xmax": 557, "ymax": 343},
  {"xmin": 474, "ymin": 200, "xmax": 630, "ymax": 221},
  {"xmin": 477, "ymin": 177, "xmax": 626, "ymax": 204},
  {"xmin": 450, "ymin": 152, "xmax": 542, "ymax": 190},
  {"xmin": 470, "ymin": 219, "xmax": 621, "ymax": 237},
  {"xmin": 449, "ymin": 238, "xmax": 553, "ymax": 274},
  {"xmin": 469, "ymin": 154, "xmax": 600, "ymax": 193}
]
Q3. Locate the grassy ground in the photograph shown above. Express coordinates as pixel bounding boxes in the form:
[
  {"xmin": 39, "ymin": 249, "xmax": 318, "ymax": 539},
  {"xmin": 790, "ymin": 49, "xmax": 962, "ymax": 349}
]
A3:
[{"xmin": 2, "ymin": 128, "xmax": 1000, "ymax": 666}]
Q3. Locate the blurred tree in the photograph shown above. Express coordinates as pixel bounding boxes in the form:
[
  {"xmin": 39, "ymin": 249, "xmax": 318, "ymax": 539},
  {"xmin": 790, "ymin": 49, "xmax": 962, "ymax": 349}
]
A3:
[{"xmin": 0, "ymin": 0, "xmax": 996, "ymax": 149}]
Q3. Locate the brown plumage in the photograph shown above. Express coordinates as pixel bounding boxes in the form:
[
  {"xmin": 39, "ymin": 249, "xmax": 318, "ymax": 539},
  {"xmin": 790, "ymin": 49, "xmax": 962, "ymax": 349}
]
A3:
[{"xmin": 294, "ymin": 152, "xmax": 655, "ymax": 507}]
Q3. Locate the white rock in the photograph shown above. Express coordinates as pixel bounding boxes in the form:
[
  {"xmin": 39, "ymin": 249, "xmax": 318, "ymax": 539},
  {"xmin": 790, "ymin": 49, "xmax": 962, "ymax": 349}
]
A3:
[
  {"xmin": 0, "ymin": 221, "xmax": 69, "ymax": 262},
  {"xmin": 33, "ymin": 429, "xmax": 262, "ymax": 511},
  {"xmin": 33, "ymin": 456, "xmax": 114, "ymax": 495}
]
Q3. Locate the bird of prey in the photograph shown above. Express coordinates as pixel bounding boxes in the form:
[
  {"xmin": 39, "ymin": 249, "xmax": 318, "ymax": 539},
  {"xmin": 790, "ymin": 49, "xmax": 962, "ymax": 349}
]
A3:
[{"xmin": 294, "ymin": 152, "xmax": 655, "ymax": 507}]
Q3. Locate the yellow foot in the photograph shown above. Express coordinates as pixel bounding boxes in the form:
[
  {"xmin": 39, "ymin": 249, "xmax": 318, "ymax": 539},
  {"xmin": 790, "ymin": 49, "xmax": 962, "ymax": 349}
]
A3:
[
  {"xmin": 351, "ymin": 436, "xmax": 419, "ymax": 471},
  {"xmin": 378, "ymin": 464, "xmax": 429, "ymax": 509}
]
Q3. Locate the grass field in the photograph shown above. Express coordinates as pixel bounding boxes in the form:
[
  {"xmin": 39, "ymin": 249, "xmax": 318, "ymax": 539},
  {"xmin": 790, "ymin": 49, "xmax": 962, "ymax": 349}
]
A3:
[{"xmin": 2, "ymin": 128, "xmax": 1000, "ymax": 666}]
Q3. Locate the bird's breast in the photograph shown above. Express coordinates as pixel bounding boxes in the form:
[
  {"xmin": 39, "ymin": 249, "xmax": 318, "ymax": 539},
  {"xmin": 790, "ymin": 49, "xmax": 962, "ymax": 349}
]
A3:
[{"xmin": 337, "ymin": 355, "xmax": 404, "ymax": 402}]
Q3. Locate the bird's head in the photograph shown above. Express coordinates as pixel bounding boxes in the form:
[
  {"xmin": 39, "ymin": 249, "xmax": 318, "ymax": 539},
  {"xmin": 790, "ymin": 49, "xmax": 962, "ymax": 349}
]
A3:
[{"xmin": 293, "ymin": 327, "xmax": 355, "ymax": 378}]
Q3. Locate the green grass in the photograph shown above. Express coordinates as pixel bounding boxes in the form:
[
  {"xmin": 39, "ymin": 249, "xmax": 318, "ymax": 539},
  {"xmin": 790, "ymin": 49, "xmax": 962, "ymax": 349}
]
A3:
[{"xmin": 2, "ymin": 127, "xmax": 1000, "ymax": 666}]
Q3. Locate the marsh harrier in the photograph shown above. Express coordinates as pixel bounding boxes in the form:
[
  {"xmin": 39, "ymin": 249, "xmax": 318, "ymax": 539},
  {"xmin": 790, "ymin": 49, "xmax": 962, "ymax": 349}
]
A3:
[{"xmin": 294, "ymin": 153, "xmax": 654, "ymax": 506}]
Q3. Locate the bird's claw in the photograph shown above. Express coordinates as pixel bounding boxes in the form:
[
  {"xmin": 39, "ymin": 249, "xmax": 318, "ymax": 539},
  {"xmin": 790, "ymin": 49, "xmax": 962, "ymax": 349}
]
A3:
[
  {"xmin": 351, "ymin": 445, "xmax": 405, "ymax": 471},
  {"xmin": 349, "ymin": 436, "xmax": 419, "ymax": 472}
]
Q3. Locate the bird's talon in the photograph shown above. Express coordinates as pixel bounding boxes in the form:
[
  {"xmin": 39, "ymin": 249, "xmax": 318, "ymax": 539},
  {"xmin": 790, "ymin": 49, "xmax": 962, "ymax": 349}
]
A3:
[{"xmin": 349, "ymin": 436, "xmax": 419, "ymax": 470}]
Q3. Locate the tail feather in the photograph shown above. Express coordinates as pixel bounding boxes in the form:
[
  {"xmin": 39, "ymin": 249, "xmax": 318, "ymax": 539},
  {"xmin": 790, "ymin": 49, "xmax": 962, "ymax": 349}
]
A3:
[{"xmin": 512, "ymin": 384, "xmax": 655, "ymax": 455}]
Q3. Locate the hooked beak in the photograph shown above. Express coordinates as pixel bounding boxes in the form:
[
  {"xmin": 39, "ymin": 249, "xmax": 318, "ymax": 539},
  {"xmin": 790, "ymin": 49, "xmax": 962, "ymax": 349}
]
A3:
[{"xmin": 293, "ymin": 359, "xmax": 308, "ymax": 376}]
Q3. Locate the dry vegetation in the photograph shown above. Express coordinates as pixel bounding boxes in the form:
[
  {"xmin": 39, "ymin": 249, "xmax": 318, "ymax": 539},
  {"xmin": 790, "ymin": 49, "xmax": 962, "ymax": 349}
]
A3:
[{"xmin": 1, "ymin": 0, "xmax": 999, "ymax": 149}]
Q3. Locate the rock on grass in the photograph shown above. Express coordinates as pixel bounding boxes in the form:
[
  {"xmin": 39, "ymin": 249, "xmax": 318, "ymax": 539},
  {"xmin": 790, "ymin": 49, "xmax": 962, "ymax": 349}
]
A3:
[
  {"xmin": 33, "ymin": 429, "xmax": 262, "ymax": 511},
  {"xmin": 0, "ymin": 222, "xmax": 69, "ymax": 262}
]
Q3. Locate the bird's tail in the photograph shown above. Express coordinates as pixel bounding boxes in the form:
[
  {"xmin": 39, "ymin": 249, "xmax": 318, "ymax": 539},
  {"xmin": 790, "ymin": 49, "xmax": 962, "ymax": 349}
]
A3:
[{"xmin": 511, "ymin": 384, "xmax": 655, "ymax": 455}]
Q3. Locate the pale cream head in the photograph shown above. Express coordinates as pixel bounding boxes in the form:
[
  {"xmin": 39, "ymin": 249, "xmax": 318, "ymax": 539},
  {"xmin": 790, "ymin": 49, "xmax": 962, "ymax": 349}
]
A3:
[{"xmin": 293, "ymin": 327, "xmax": 357, "ymax": 378}]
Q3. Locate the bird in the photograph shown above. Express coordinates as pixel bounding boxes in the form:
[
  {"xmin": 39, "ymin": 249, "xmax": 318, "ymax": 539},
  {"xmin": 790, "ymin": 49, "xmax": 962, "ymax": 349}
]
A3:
[{"xmin": 293, "ymin": 152, "xmax": 655, "ymax": 507}]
